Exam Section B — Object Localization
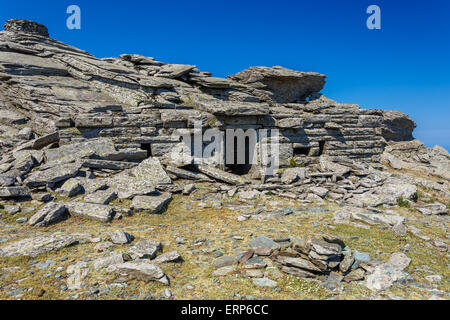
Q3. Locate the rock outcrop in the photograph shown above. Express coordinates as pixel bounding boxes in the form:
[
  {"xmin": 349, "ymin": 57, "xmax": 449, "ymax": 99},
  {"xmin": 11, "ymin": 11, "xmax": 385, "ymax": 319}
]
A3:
[{"xmin": 0, "ymin": 19, "xmax": 448, "ymax": 301}]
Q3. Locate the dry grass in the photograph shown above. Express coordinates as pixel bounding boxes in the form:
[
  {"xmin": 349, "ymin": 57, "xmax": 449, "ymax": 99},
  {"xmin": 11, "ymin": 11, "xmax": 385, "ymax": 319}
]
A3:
[{"xmin": 0, "ymin": 182, "xmax": 448, "ymax": 300}]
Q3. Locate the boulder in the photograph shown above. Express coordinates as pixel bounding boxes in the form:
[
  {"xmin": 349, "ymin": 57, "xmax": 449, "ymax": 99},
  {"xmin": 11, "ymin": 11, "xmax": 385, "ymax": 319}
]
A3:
[
  {"xmin": 228, "ymin": 66, "xmax": 326, "ymax": 103},
  {"xmin": 0, "ymin": 186, "xmax": 30, "ymax": 198},
  {"xmin": 109, "ymin": 230, "xmax": 135, "ymax": 244},
  {"xmin": 83, "ymin": 189, "xmax": 117, "ymax": 205},
  {"xmin": 197, "ymin": 164, "xmax": 248, "ymax": 185},
  {"xmin": 28, "ymin": 202, "xmax": 68, "ymax": 226},
  {"xmin": 153, "ymin": 251, "xmax": 181, "ymax": 263},
  {"xmin": 114, "ymin": 261, "xmax": 168, "ymax": 284},
  {"xmin": 0, "ymin": 233, "xmax": 77, "ymax": 257},
  {"xmin": 131, "ymin": 192, "xmax": 173, "ymax": 214},
  {"xmin": 24, "ymin": 162, "xmax": 81, "ymax": 188},
  {"xmin": 93, "ymin": 253, "xmax": 124, "ymax": 270},
  {"xmin": 381, "ymin": 110, "xmax": 416, "ymax": 141},
  {"xmin": 127, "ymin": 240, "xmax": 162, "ymax": 260},
  {"xmin": 281, "ymin": 167, "xmax": 307, "ymax": 184},
  {"xmin": 66, "ymin": 201, "xmax": 114, "ymax": 222},
  {"xmin": 57, "ymin": 178, "xmax": 83, "ymax": 197}
]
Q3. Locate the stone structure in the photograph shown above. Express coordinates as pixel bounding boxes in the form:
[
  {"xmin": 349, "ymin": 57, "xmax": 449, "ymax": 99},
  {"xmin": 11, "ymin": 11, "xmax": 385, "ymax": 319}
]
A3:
[{"xmin": 0, "ymin": 19, "xmax": 416, "ymax": 179}]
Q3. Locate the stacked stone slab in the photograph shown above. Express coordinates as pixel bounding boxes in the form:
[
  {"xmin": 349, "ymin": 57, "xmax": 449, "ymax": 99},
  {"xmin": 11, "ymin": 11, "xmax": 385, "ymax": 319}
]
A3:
[{"xmin": 0, "ymin": 19, "xmax": 416, "ymax": 174}]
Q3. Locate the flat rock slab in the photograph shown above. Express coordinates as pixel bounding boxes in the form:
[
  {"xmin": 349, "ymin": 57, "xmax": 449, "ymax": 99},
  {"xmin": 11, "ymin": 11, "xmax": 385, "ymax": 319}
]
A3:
[
  {"xmin": 0, "ymin": 233, "xmax": 77, "ymax": 257},
  {"xmin": 276, "ymin": 256, "xmax": 322, "ymax": 273},
  {"xmin": 93, "ymin": 253, "xmax": 124, "ymax": 270},
  {"xmin": 32, "ymin": 132, "xmax": 59, "ymax": 150},
  {"xmin": 24, "ymin": 162, "xmax": 81, "ymax": 188},
  {"xmin": 109, "ymin": 157, "xmax": 171, "ymax": 199},
  {"xmin": 66, "ymin": 201, "xmax": 114, "ymax": 222},
  {"xmin": 114, "ymin": 261, "xmax": 168, "ymax": 284},
  {"xmin": 127, "ymin": 240, "xmax": 162, "ymax": 260},
  {"xmin": 28, "ymin": 202, "xmax": 68, "ymax": 226},
  {"xmin": 83, "ymin": 189, "xmax": 117, "ymax": 205},
  {"xmin": 0, "ymin": 186, "xmax": 31, "ymax": 198},
  {"xmin": 248, "ymin": 236, "xmax": 280, "ymax": 251},
  {"xmin": 45, "ymin": 138, "xmax": 116, "ymax": 165},
  {"xmin": 130, "ymin": 157, "xmax": 172, "ymax": 184},
  {"xmin": 197, "ymin": 164, "xmax": 248, "ymax": 185},
  {"xmin": 81, "ymin": 159, "xmax": 137, "ymax": 170},
  {"xmin": 153, "ymin": 251, "xmax": 181, "ymax": 263},
  {"xmin": 165, "ymin": 166, "xmax": 213, "ymax": 182},
  {"xmin": 110, "ymin": 174, "xmax": 157, "ymax": 199},
  {"xmin": 101, "ymin": 148, "xmax": 147, "ymax": 162},
  {"xmin": 131, "ymin": 193, "xmax": 173, "ymax": 214},
  {"xmin": 252, "ymin": 277, "xmax": 278, "ymax": 287}
]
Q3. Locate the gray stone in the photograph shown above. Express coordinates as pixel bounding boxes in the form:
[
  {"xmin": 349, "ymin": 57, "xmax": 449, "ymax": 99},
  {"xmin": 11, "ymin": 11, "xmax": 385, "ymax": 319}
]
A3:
[
  {"xmin": 252, "ymin": 277, "xmax": 278, "ymax": 288},
  {"xmin": 197, "ymin": 164, "xmax": 248, "ymax": 185},
  {"xmin": 153, "ymin": 251, "xmax": 181, "ymax": 263},
  {"xmin": 93, "ymin": 253, "xmax": 124, "ymax": 270},
  {"xmin": 365, "ymin": 252, "xmax": 411, "ymax": 292},
  {"xmin": 66, "ymin": 201, "xmax": 114, "ymax": 222},
  {"xmin": 276, "ymin": 256, "xmax": 321, "ymax": 272},
  {"xmin": 392, "ymin": 222, "xmax": 408, "ymax": 236},
  {"xmin": 281, "ymin": 167, "xmax": 307, "ymax": 184},
  {"xmin": 81, "ymin": 159, "xmax": 137, "ymax": 170},
  {"xmin": 353, "ymin": 250, "xmax": 371, "ymax": 263},
  {"xmin": 127, "ymin": 240, "xmax": 162, "ymax": 260},
  {"xmin": 131, "ymin": 193, "xmax": 172, "ymax": 214},
  {"xmin": 0, "ymin": 233, "xmax": 77, "ymax": 257},
  {"xmin": 182, "ymin": 183, "xmax": 196, "ymax": 195},
  {"xmin": 309, "ymin": 186, "xmax": 329, "ymax": 198},
  {"xmin": 57, "ymin": 178, "xmax": 83, "ymax": 197},
  {"xmin": 212, "ymin": 266, "xmax": 236, "ymax": 277},
  {"xmin": 212, "ymin": 255, "xmax": 239, "ymax": 269},
  {"xmin": 28, "ymin": 202, "xmax": 68, "ymax": 226},
  {"xmin": 309, "ymin": 238, "xmax": 342, "ymax": 256},
  {"xmin": 249, "ymin": 236, "xmax": 280, "ymax": 252},
  {"xmin": 229, "ymin": 66, "xmax": 326, "ymax": 103},
  {"xmin": 339, "ymin": 255, "xmax": 355, "ymax": 274},
  {"xmin": 114, "ymin": 261, "xmax": 167, "ymax": 284},
  {"xmin": 0, "ymin": 186, "xmax": 31, "ymax": 198},
  {"xmin": 343, "ymin": 268, "xmax": 365, "ymax": 282},
  {"xmin": 31, "ymin": 193, "xmax": 53, "ymax": 202},
  {"xmin": 83, "ymin": 189, "xmax": 117, "ymax": 205},
  {"xmin": 45, "ymin": 138, "xmax": 116, "ymax": 165},
  {"xmin": 109, "ymin": 230, "xmax": 134, "ymax": 244},
  {"xmin": 66, "ymin": 261, "xmax": 89, "ymax": 290},
  {"xmin": 4, "ymin": 205, "xmax": 20, "ymax": 215},
  {"xmin": 24, "ymin": 163, "xmax": 80, "ymax": 188}
]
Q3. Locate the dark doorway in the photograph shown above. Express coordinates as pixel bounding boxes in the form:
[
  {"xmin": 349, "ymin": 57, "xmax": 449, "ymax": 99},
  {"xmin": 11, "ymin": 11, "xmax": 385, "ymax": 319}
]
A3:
[
  {"xmin": 318, "ymin": 141, "xmax": 326, "ymax": 156},
  {"xmin": 226, "ymin": 136, "xmax": 253, "ymax": 175},
  {"xmin": 140, "ymin": 143, "xmax": 152, "ymax": 158},
  {"xmin": 293, "ymin": 146, "xmax": 310, "ymax": 156}
]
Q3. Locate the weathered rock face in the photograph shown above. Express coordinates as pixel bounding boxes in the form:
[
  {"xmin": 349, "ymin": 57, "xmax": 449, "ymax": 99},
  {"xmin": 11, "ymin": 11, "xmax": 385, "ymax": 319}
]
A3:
[
  {"xmin": 228, "ymin": 66, "xmax": 326, "ymax": 103},
  {"xmin": 381, "ymin": 110, "xmax": 416, "ymax": 142},
  {"xmin": 3, "ymin": 19, "xmax": 49, "ymax": 37},
  {"xmin": 0, "ymin": 18, "xmax": 406, "ymax": 172}
]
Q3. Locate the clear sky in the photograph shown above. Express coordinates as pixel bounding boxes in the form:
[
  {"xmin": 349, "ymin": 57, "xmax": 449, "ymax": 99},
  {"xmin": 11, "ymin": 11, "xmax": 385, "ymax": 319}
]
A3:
[{"xmin": 1, "ymin": 0, "xmax": 449, "ymax": 150}]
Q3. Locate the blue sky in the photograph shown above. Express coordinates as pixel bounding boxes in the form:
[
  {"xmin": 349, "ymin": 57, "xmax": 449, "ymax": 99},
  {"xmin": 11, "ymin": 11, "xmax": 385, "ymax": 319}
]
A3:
[{"xmin": 1, "ymin": 0, "xmax": 449, "ymax": 149}]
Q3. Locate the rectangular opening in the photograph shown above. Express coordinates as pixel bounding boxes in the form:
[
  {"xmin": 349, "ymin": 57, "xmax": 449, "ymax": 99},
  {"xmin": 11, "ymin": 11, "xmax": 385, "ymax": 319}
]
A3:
[
  {"xmin": 318, "ymin": 141, "xmax": 326, "ymax": 156},
  {"xmin": 225, "ymin": 136, "xmax": 253, "ymax": 175},
  {"xmin": 140, "ymin": 143, "xmax": 152, "ymax": 158},
  {"xmin": 293, "ymin": 146, "xmax": 311, "ymax": 156}
]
